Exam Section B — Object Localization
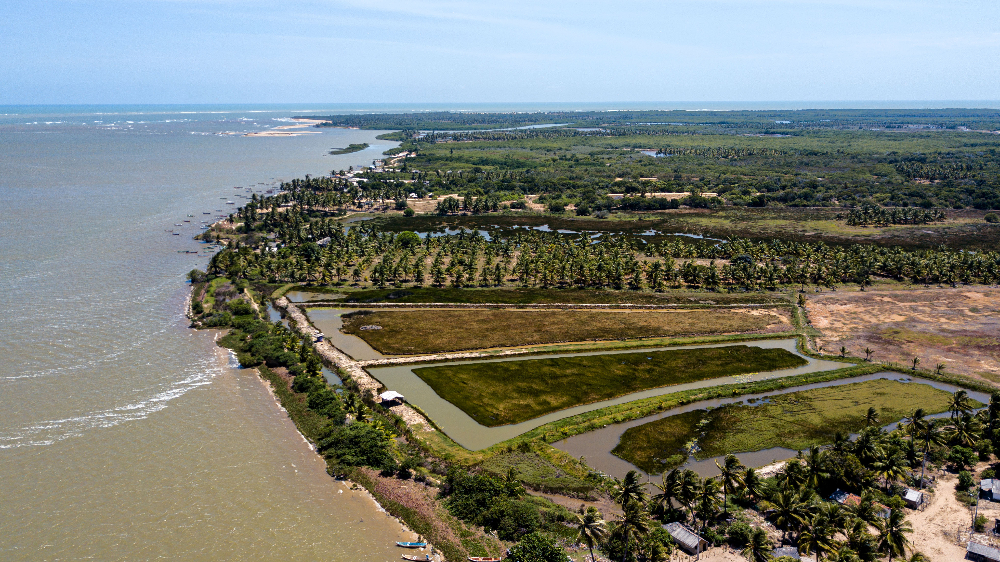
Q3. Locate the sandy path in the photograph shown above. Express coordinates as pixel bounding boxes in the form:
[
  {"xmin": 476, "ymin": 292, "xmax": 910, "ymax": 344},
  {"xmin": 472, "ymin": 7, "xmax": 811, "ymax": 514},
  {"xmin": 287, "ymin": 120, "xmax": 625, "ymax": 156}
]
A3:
[
  {"xmin": 274, "ymin": 298, "xmax": 431, "ymax": 430},
  {"xmin": 907, "ymin": 471, "xmax": 970, "ymax": 561}
]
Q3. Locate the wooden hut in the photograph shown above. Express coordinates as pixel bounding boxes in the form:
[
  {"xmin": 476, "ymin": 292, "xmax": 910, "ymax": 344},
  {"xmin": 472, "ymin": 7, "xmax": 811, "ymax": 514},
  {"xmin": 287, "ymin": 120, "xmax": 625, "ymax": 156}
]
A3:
[
  {"xmin": 968, "ymin": 541, "xmax": 1000, "ymax": 562},
  {"xmin": 663, "ymin": 522, "xmax": 706, "ymax": 556}
]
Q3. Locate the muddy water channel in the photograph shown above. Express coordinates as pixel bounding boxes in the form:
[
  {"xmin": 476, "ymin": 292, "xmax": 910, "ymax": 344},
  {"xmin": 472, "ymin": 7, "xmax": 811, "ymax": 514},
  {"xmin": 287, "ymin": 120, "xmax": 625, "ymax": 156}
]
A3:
[
  {"xmin": 554, "ymin": 372, "xmax": 991, "ymax": 479},
  {"xmin": 305, "ymin": 308, "xmax": 386, "ymax": 361},
  {"xmin": 367, "ymin": 339, "xmax": 845, "ymax": 450}
]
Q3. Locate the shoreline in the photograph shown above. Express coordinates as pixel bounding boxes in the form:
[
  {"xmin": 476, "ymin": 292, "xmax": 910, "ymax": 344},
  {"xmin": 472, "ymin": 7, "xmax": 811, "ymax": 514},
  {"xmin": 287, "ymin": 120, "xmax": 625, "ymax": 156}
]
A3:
[{"xmin": 187, "ymin": 284, "xmax": 439, "ymax": 560}]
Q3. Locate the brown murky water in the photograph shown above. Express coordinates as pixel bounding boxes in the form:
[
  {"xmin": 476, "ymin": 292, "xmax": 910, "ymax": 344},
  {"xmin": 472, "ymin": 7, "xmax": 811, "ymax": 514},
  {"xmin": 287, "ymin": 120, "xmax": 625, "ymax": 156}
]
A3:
[{"xmin": 0, "ymin": 109, "xmax": 413, "ymax": 561}]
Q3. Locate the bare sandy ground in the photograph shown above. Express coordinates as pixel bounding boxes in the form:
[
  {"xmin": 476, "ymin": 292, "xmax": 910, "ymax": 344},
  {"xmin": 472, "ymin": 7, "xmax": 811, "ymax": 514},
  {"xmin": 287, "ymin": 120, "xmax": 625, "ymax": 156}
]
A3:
[
  {"xmin": 806, "ymin": 287, "xmax": 1000, "ymax": 381},
  {"xmin": 907, "ymin": 470, "xmax": 972, "ymax": 561}
]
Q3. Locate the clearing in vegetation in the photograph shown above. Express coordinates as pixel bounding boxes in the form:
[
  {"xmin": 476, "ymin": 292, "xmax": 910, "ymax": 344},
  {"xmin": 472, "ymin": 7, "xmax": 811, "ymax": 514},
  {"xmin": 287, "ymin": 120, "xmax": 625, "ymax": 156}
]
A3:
[
  {"xmin": 339, "ymin": 308, "xmax": 791, "ymax": 355},
  {"xmin": 807, "ymin": 287, "xmax": 1000, "ymax": 381},
  {"xmin": 613, "ymin": 379, "xmax": 962, "ymax": 474},
  {"xmin": 412, "ymin": 345, "xmax": 807, "ymax": 426}
]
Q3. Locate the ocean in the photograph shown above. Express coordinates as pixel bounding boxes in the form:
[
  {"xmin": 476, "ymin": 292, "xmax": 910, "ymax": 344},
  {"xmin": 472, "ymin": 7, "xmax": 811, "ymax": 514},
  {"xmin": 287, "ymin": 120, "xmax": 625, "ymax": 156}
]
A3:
[{"xmin": 0, "ymin": 105, "xmax": 414, "ymax": 561}]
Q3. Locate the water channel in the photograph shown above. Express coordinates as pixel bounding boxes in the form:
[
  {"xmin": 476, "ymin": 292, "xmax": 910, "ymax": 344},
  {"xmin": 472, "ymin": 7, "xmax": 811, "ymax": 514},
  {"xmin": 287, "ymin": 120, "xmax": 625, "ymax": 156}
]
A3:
[
  {"xmin": 554, "ymin": 372, "xmax": 991, "ymax": 480},
  {"xmin": 365, "ymin": 338, "xmax": 846, "ymax": 450}
]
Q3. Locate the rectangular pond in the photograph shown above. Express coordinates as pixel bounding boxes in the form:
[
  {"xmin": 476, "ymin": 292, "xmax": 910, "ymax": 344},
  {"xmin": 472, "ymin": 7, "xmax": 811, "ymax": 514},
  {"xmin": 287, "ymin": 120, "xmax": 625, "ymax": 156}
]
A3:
[{"xmin": 366, "ymin": 338, "xmax": 848, "ymax": 450}]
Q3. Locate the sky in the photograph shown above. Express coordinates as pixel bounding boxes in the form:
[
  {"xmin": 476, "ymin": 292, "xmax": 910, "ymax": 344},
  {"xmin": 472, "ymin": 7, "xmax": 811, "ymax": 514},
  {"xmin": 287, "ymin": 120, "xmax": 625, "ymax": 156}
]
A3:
[{"xmin": 1, "ymin": 0, "xmax": 998, "ymax": 104}]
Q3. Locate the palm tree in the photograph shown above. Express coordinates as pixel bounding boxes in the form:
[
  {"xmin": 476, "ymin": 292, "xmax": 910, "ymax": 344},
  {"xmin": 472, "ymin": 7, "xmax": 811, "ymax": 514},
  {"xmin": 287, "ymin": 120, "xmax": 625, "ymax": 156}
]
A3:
[
  {"xmin": 612, "ymin": 470, "xmax": 647, "ymax": 511},
  {"xmin": 947, "ymin": 412, "xmax": 982, "ymax": 448},
  {"xmin": 864, "ymin": 347, "xmax": 874, "ymax": 361},
  {"xmin": 613, "ymin": 503, "xmax": 651, "ymax": 562},
  {"xmin": 864, "ymin": 407, "xmax": 880, "ymax": 427},
  {"xmin": 716, "ymin": 454, "xmax": 745, "ymax": 515},
  {"xmin": 742, "ymin": 467, "xmax": 764, "ymax": 503},
  {"xmin": 850, "ymin": 491, "xmax": 884, "ymax": 528},
  {"xmin": 911, "ymin": 357, "xmax": 920, "ymax": 370},
  {"xmin": 949, "ymin": 390, "xmax": 973, "ymax": 420},
  {"xmin": 760, "ymin": 490, "xmax": 806, "ymax": 543},
  {"xmin": 649, "ymin": 469, "xmax": 679, "ymax": 520},
  {"xmin": 575, "ymin": 507, "xmax": 608, "ymax": 562},
  {"xmin": 874, "ymin": 452, "xmax": 908, "ymax": 491},
  {"xmin": 876, "ymin": 507, "xmax": 912, "ymax": 561},
  {"xmin": 915, "ymin": 420, "xmax": 943, "ymax": 487},
  {"xmin": 695, "ymin": 478, "xmax": 722, "ymax": 531},
  {"xmin": 798, "ymin": 512, "xmax": 837, "ymax": 560},
  {"xmin": 676, "ymin": 470, "xmax": 701, "ymax": 523},
  {"xmin": 826, "ymin": 546, "xmax": 863, "ymax": 562},
  {"xmin": 804, "ymin": 446, "xmax": 829, "ymax": 489},
  {"xmin": 741, "ymin": 528, "xmax": 773, "ymax": 562}
]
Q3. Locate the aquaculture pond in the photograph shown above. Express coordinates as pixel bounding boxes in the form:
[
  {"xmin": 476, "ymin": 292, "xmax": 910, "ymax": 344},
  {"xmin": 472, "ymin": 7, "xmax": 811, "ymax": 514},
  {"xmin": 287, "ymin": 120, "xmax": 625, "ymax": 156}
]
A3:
[
  {"xmin": 553, "ymin": 372, "xmax": 990, "ymax": 479},
  {"xmin": 366, "ymin": 338, "xmax": 846, "ymax": 450},
  {"xmin": 304, "ymin": 308, "xmax": 385, "ymax": 361}
]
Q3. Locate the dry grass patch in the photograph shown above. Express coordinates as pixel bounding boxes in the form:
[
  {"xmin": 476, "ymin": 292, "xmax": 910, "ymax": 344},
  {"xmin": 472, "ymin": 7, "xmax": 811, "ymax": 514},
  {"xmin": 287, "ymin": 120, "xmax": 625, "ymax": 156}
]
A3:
[
  {"xmin": 341, "ymin": 308, "xmax": 791, "ymax": 355},
  {"xmin": 807, "ymin": 287, "xmax": 1000, "ymax": 381}
]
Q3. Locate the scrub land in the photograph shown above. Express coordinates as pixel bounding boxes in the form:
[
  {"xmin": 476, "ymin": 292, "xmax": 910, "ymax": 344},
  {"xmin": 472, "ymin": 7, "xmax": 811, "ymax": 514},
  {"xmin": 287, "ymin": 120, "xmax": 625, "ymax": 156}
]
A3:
[{"xmin": 412, "ymin": 345, "xmax": 807, "ymax": 426}]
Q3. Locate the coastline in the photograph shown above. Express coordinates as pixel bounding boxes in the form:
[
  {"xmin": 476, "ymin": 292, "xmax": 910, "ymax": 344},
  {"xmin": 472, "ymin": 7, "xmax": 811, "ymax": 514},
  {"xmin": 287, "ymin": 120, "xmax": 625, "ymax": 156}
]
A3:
[{"xmin": 185, "ymin": 283, "xmax": 444, "ymax": 562}]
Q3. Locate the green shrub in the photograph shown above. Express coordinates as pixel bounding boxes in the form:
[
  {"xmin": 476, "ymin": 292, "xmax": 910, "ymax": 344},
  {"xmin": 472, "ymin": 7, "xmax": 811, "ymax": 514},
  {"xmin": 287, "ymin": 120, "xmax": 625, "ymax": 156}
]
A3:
[
  {"xmin": 949, "ymin": 446, "xmax": 977, "ymax": 471},
  {"xmin": 236, "ymin": 352, "xmax": 263, "ymax": 368},
  {"xmin": 726, "ymin": 520, "xmax": 754, "ymax": 547},
  {"xmin": 318, "ymin": 423, "xmax": 395, "ymax": 470},
  {"xmin": 985, "ymin": 212, "xmax": 999, "ymax": 223},
  {"xmin": 506, "ymin": 532, "xmax": 569, "ymax": 562},
  {"xmin": 976, "ymin": 514, "xmax": 988, "ymax": 532},
  {"xmin": 292, "ymin": 374, "xmax": 324, "ymax": 394},
  {"xmin": 307, "ymin": 387, "xmax": 346, "ymax": 424},
  {"xmin": 203, "ymin": 312, "xmax": 232, "ymax": 327},
  {"xmin": 191, "ymin": 300, "xmax": 204, "ymax": 315},
  {"xmin": 958, "ymin": 470, "xmax": 975, "ymax": 491},
  {"xmin": 228, "ymin": 300, "xmax": 254, "ymax": 316}
]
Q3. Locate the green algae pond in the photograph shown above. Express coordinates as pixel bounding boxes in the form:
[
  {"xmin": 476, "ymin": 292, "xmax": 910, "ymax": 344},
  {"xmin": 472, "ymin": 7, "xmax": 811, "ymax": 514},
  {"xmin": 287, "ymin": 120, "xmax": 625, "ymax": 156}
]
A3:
[
  {"xmin": 553, "ymin": 372, "xmax": 989, "ymax": 479},
  {"xmin": 366, "ymin": 338, "xmax": 847, "ymax": 450}
]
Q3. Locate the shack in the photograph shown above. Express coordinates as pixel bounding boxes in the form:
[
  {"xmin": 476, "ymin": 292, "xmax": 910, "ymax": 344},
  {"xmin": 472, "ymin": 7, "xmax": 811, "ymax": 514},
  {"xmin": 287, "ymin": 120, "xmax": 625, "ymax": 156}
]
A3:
[
  {"xmin": 772, "ymin": 546, "xmax": 800, "ymax": 560},
  {"xmin": 379, "ymin": 390, "xmax": 405, "ymax": 405},
  {"xmin": 967, "ymin": 541, "xmax": 1000, "ymax": 562},
  {"xmin": 902, "ymin": 488, "xmax": 923, "ymax": 509},
  {"xmin": 981, "ymin": 479, "xmax": 1000, "ymax": 501},
  {"xmin": 664, "ymin": 522, "xmax": 706, "ymax": 556}
]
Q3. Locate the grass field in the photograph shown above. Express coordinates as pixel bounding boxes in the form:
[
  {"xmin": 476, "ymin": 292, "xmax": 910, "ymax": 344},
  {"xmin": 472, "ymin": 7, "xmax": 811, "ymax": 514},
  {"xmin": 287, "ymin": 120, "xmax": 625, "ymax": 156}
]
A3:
[
  {"xmin": 478, "ymin": 452, "xmax": 595, "ymax": 495},
  {"xmin": 412, "ymin": 345, "xmax": 807, "ymax": 426},
  {"xmin": 612, "ymin": 379, "xmax": 964, "ymax": 474},
  {"xmin": 340, "ymin": 308, "xmax": 791, "ymax": 354}
]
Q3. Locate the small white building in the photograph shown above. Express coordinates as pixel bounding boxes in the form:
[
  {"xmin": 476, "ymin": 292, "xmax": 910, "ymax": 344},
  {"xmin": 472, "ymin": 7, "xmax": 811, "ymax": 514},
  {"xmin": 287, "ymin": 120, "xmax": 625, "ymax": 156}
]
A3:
[{"xmin": 379, "ymin": 390, "xmax": 405, "ymax": 405}]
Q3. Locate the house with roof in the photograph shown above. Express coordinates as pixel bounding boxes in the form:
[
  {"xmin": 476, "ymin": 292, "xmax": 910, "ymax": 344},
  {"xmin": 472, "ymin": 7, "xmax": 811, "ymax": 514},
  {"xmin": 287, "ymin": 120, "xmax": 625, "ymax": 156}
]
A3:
[
  {"xmin": 968, "ymin": 541, "xmax": 1000, "ymax": 562},
  {"xmin": 663, "ymin": 522, "xmax": 706, "ymax": 556},
  {"xmin": 981, "ymin": 479, "xmax": 1000, "ymax": 501},
  {"xmin": 772, "ymin": 546, "xmax": 801, "ymax": 560},
  {"xmin": 902, "ymin": 488, "xmax": 924, "ymax": 509},
  {"xmin": 829, "ymin": 489, "xmax": 890, "ymax": 518}
]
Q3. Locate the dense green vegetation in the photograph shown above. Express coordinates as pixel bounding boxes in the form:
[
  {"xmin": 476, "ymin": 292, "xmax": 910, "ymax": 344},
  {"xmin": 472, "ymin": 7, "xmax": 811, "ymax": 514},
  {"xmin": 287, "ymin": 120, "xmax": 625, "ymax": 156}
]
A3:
[
  {"xmin": 338, "ymin": 308, "xmax": 786, "ymax": 355},
  {"xmin": 210, "ymin": 218, "xmax": 1000, "ymax": 293},
  {"xmin": 328, "ymin": 143, "xmax": 369, "ymax": 155},
  {"xmin": 304, "ymin": 109, "xmax": 1000, "ymax": 212},
  {"xmin": 612, "ymin": 380, "xmax": 961, "ymax": 473},
  {"xmin": 413, "ymin": 346, "xmax": 807, "ymax": 426}
]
